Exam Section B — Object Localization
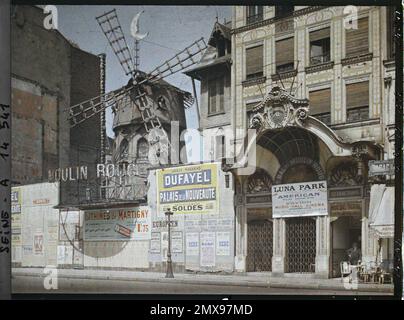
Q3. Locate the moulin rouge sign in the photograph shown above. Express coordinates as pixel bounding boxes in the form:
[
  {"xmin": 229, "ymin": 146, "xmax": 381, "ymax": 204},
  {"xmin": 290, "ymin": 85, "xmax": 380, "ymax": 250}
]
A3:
[{"xmin": 48, "ymin": 163, "xmax": 141, "ymax": 182}]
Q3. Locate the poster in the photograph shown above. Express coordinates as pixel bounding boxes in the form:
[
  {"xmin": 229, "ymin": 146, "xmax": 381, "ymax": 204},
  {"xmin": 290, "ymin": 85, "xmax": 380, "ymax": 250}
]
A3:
[
  {"xmin": 216, "ymin": 232, "xmax": 230, "ymax": 256},
  {"xmin": 33, "ymin": 232, "xmax": 44, "ymax": 256},
  {"xmin": 172, "ymin": 231, "xmax": 183, "ymax": 253},
  {"xmin": 84, "ymin": 206, "xmax": 151, "ymax": 241},
  {"xmin": 57, "ymin": 245, "xmax": 66, "ymax": 265},
  {"xmin": 157, "ymin": 163, "xmax": 219, "ymax": 215},
  {"xmin": 150, "ymin": 232, "xmax": 161, "ymax": 253},
  {"xmin": 161, "ymin": 231, "xmax": 168, "ymax": 262},
  {"xmin": 272, "ymin": 180, "xmax": 328, "ymax": 218},
  {"xmin": 59, "ymin": 210, "xmax": 80, "ymax": 241},
  {"xmin": 11, "ymin": 187, "xmax": 21, "ymax": 214},
  {"xmin": 186, "ymin": 232, "xmax": 199, "ymax": 256},
  {"xmin": 200, "ymin": 232, "xmax": 215, "ymax": 267}
]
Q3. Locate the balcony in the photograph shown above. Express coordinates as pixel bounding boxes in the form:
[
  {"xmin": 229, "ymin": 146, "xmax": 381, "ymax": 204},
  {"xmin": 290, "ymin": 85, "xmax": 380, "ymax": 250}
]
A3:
[
  {"xmin": 347, "ymin": 106, "xmax": 369, "ymax": 123},
  {"xmin": 310, "ymin": 51, "xmax": 330, "ymax": 66}
]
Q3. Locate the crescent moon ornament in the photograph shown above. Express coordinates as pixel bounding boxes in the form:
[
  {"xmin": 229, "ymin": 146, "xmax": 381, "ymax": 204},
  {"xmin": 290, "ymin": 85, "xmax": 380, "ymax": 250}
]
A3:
[{"xmin": 130, "ymin": 11, "xmax": 148, "ymax": 40}]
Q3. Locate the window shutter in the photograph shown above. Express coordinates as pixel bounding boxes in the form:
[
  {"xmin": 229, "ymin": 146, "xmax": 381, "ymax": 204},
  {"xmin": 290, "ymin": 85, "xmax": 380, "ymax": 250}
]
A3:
[
  {"xmin": 209, "ymin": 79, "xmax": 217, "ymax": 113},
  {"xmin": 310, "ymin": 27, "xmax": 330, "ymax": 42},
  {"xmin": 346, "ymin": 81, "xmax": 369, "ymax": 109},
  {"xmin": 346, "ymin": 17, "xmax": 369, "ymax": 57},
  {"xmin": 246, "ymin": 45, "xmax": 263, "ymax": 77},
  {"xmin": 276, "ymin": 37, "xmax": 294, "ymax": 67},
  {"xmin": 309, "ymin": 88, "xmax": 331, "ymax": 115},
  {"xmin": 218, "ymin": 77, "xmax": 224, "ymax": 112}
]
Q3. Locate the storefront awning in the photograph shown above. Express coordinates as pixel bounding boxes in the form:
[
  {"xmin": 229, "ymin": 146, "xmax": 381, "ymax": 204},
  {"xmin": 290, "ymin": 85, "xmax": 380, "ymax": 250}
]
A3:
[{"xmin": 369, "ymin": 184, "xmax": 394, "ymax": 238}]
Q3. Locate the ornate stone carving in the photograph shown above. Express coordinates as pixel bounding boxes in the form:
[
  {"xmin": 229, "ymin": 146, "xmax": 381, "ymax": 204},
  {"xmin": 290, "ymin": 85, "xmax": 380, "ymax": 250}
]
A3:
[
  {"xmin": 246, "ymin": 169, "xmax": 273, "ymax": 194},
  {"xmin": 329, "ymin": 161, "xmax": 362, "ymax": 187},
  {"xmin": 249, "ymin": 86, "xmax": 309, "ymax": 131}
]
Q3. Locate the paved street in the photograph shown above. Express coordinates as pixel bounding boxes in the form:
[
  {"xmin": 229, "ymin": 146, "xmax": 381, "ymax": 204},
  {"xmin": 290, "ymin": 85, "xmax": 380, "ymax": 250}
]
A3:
[{"xmin": 12, "ymin": 274, "xmax": 388, "ymax": 296}]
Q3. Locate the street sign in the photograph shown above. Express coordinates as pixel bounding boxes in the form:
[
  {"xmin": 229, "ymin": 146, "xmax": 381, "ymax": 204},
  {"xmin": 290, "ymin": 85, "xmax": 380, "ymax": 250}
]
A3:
[{"xmin": 368, "ymin": 159, "xmax": 395, "ymax": 177}]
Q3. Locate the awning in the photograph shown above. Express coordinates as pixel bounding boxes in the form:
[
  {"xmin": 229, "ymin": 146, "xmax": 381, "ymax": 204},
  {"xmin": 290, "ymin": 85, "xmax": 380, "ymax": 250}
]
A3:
[{"xmin": 369, "ymin": 184, "xmax": 394, "ymax": 238}]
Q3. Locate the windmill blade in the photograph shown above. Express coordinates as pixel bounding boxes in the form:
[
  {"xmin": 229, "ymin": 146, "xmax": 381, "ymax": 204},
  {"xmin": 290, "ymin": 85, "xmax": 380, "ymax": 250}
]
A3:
[
  {"xmin": 96, "ymin": 9, "xmax": 135, "ymax": 77},
  {"xmin": 68, "ymin": 85, "xmax": 146, "ymax": 127},
  {"xmin": 144, "ymin": 37, "xmax": 207, "ymax": 83}
]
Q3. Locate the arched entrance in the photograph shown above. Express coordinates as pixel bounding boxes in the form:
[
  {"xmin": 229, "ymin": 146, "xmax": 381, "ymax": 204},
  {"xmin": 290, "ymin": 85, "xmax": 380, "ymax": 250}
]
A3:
[
  {"xmin": 275, "ymin": 155, "xmax": 325, "ymax": 274},
  {"xmin": 228, "ymin": 86, "xmax": 381, "ymax": 276},
  {"xmin": 257, "ymin": 127, "xmax": 327, "ymax": 275}
]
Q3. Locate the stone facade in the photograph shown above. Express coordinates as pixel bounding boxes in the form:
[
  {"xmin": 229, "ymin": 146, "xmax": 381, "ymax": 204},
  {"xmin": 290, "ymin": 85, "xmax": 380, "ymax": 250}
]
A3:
[
  {"xmin": 11, "ymin": 5, "xmax": 102, "ymax": 205},
  {"xmin": 228, "ymin": 5, "xmax": 395, "ymax": 277}
]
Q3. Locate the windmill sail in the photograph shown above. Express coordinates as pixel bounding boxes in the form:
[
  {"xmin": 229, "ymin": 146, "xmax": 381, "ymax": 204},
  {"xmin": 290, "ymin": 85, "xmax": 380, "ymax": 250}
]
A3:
[
  {"xmin": 69, "ymin": 37, "xmax": 207, "ymax": 128},
  {"xmin": 96, "ymin": 9, "xmax": 135, "ymax": 77}
]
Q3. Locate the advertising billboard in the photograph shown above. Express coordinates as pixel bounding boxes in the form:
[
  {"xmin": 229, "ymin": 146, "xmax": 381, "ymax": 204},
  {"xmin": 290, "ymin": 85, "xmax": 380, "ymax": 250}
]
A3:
[
  {"xmin": 156, "ymin": 163, "xmax": 219, "ymax": 215},
  {"xmin": 272, "ymin": 180, "xmax": 328, "ymax": 218},
  {"xmin": 84, "ymin": 206, "xmax": 151, "ymax": 241}
]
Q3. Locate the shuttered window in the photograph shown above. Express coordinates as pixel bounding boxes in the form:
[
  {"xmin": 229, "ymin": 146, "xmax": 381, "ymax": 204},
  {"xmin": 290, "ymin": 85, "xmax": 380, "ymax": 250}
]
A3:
[
  {"xmin": 309, "ymin": 88, "xmax": 331, "ymax": 115},
  {"xmin": 246, "ymin": 45, "xmax": 264, "ymax": 79},
  {"xmin": 346, "ymin": 81, "xmax": 369, "ymax": 109},
  {"xmin": 346, "ymin": 17, "xmax": 369, "ymax": 57},
  {"xmin": 346, "ymin": 81, "xmax": 369, "ymax": 122},
  {"xmin": 309, "ymin": 88, "xmax": 331, "ymax": 125},
  {"xmin": 276, "ymin": 37, "xmax": 294, "ymax": 72},
  {"xmin": 208, "ymin": 76, "xmax": 225, "ymax": 114}
]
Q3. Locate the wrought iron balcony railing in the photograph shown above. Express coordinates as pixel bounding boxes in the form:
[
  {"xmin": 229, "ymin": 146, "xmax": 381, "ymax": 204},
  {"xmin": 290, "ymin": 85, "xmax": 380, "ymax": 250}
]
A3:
[
  {"xmin": 310, "ymin": 52, "xmax": 331, "ymax": 66},
  {"xmin": 247, "ymin": 13, "xmax": 263, "ymax": 25}
]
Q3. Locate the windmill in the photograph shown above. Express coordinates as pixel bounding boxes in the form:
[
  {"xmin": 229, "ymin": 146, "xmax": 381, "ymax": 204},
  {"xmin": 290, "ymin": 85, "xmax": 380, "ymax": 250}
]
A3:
[{"xmin": 68, "ymin": 9, "xmax": 206, "ymax": 169}]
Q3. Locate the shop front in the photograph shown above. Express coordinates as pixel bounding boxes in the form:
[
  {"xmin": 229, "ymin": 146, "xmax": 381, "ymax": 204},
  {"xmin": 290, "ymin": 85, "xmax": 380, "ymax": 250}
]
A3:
[{"xmin": 229, "ymin": 87, "xmax": 382, "ymax": 278}]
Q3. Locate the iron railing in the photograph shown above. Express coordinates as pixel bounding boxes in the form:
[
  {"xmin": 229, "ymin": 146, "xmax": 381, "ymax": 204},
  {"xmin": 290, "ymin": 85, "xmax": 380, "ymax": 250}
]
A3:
[{"xmin": 310, "ymin": 52, "xmax": 331, "ymax": 66}]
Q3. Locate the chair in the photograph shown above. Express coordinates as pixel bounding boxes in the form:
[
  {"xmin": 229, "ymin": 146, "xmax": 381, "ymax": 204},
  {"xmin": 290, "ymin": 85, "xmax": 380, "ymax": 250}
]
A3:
[
  {"xmin": 340, "ymin": 261, "xmax": 352, "ymax": 282},
  {"xmin": 378, "ymin": 260, "xmax": 393, "ymax": 284}
]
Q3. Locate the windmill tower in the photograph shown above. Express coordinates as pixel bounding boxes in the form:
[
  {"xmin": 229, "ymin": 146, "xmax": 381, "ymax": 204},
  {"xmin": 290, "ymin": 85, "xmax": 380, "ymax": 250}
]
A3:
[{"xmin": 68, "ymin": 9, "xmax": 206, "ymax": 202}]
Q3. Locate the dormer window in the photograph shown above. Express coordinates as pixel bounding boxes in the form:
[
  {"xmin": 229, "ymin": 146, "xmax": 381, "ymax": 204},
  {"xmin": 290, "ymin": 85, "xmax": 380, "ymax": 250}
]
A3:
[{"xmin": 247, "ymin": 6, "xmax": 263, "ymax": 25}]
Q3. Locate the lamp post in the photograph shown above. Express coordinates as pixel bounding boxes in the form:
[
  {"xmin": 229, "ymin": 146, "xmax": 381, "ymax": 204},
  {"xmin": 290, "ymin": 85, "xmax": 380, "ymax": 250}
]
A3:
[{"xmin": 165, "ymin": 208, "xmax": 174, "ymax": 278}]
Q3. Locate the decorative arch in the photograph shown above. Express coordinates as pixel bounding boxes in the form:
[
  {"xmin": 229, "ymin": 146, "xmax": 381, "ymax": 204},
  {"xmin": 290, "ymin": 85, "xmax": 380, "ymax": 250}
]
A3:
[{"xmin": 274, "ymin": 156, "xmax": 326, "ymax": 184}]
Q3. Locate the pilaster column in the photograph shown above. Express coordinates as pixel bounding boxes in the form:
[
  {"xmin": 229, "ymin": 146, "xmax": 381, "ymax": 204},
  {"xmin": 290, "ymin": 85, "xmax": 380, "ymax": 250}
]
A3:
[
  {"xmin": 272, "ymin": 218, "xmax": 286, "ymax": 275},
  {"xmin": 234, "ymin": 200, "xmax": 247, "ymax": 272},
  {"xmin": 361, "ymin": 216, "xmax": 378, "ymax": 265},
  {"xmin": 315, "ymin": 215, "xmax": 331, "ymax": 278}
]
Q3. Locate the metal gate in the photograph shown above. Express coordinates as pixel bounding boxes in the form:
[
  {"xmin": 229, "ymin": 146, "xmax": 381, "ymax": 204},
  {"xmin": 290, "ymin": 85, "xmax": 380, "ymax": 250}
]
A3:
[
  {"xmin": 246, "ymin": 220, "xmax": 273, "ymax": 272},
  {"xmin": 286, "ymin": 217, "xmax": 316, "ymax": 273}
]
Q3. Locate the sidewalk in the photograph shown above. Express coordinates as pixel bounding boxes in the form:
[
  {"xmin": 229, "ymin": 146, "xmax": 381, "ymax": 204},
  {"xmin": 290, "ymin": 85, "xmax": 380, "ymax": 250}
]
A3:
[{"xmin": 12, "ymin": 267, "xmax": 393, "ymax": 294}]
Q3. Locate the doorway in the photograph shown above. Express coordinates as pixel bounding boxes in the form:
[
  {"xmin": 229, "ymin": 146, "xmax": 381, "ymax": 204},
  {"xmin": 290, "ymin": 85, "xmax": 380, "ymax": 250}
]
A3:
[
  {"xmin": 246, "ymin": 219, "xmax": 273, "ymax": 272},
  {"xmin": 285, "ymin": 217, "xmax": 316, "ymax": 273}
]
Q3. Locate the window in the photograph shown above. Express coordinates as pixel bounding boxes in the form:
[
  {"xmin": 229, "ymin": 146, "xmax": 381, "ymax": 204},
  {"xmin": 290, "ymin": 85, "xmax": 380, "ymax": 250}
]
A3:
[
  {"xmin": 208, "ymin": 76, "xmax": 225, "ymax": 114},
  {"xmin": 345, "ymin": 17, "xmax": 369, "ymax": 57},
  {"xmin": 346, "ymin": 81, "xmax": 369, "ymax": 123},
  {"xmin": 309, "ymin": 88, "xmax": 331, "ymax": 125},
  {"xmin": 275, "ymin": 5, "xmax": 294, "ymax": 18},
  {"xmin": 137, "ymin": 138, "xmax": 148, "ymax": 160},
  {"xmin": 276, "ymin": 37, "xmax": 294, "ymax": 73},
  {"xmin": 310, "ymin": 28, "xmax": 331, "ymax": 65},
  {"xmin": 119, "ymin": 139, "xmax": 129, "ymax": 160},
  {"xmin": 247, "ymin": 6, "xmax": 263, "ymax": 24},
  {"xmin": 215, "ymin": 135, "xmax": 225, "ymax": 160},
  {"xmin": 246, "ymin": 45, "xmax": 264, "ymax": 80}
]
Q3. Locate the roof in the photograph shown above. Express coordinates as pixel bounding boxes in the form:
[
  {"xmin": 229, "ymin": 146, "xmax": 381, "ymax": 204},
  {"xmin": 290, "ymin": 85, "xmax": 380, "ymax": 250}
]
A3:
[
  {"xmin": 184, "ymin": 21, "xmax": 232, "ymax": 79},
  {"xmin": 208, "ymin": 21, "xmax": 231, "ymax": 47},
  {"xmin": 184, "ymin": 46, "xmax": 231, "ymax": 79},
  {"xmin": 135, "ymin": 70, "xmax": 191, "ymax": 97}
]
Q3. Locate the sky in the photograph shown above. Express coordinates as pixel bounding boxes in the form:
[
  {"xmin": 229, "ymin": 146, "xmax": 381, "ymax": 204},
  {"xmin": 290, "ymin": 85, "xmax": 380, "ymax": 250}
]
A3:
[{"xmin": 57, "ymin": 5, "xmax": 232, "ymax": 138}]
